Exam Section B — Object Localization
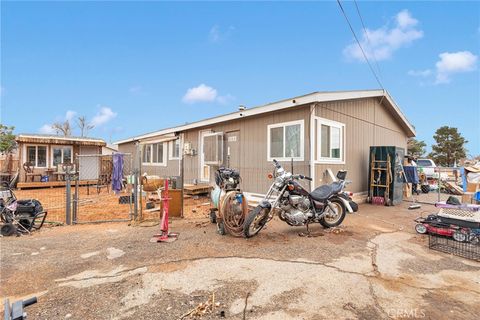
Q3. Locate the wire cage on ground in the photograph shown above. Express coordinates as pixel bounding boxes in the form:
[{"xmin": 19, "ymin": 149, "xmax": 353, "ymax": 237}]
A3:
[{"xmin": 428, "ymin": 233, "xmax": 480, "ymax": 262}]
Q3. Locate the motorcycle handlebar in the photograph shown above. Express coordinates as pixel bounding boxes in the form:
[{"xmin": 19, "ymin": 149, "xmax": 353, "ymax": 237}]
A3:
[
  {"xmin": 23, "ymin": 297, "xmax": 37, "ymax": 307},
  {"xmin": 293, "ymin": 174, "xmax": 313, "ymax": 181},
  {"xmin": 272, "ymin": 159, "xmax": 282, "ymax": 169}
]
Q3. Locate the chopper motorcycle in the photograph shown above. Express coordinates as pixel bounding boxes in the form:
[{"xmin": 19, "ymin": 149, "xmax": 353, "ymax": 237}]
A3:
[{"xmin": 243, "ymin": 159, "xmax": 349, "ymax": 238}]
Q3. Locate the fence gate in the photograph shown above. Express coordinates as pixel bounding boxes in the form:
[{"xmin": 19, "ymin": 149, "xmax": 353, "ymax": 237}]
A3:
[{"xmin": 73, "ymin": 153, "xmax": 137, "ymax": 223}]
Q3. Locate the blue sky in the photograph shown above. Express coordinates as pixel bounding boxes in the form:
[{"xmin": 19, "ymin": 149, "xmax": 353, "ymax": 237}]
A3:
[{"xmin": 1, "ymin": 1, "xmax": 479, "ymax": 155}]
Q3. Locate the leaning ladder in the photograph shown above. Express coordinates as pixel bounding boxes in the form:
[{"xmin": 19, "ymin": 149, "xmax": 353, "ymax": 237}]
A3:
[{"xmin": 369, "ymin": 153, "xmax": 392, "ymax": 205}]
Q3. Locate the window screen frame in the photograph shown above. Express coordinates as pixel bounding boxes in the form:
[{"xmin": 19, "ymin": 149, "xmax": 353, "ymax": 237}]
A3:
[
  {"xmin": 51, "ymin": 145, "xmax": 73, "ymax": 167},
  {"xmin": 24, "ymin": 144, "xmax": 48, "ymax": 168},
  {"xmin": 267, "ymin": 120, "xmax": 304, "ymax": 162},
  {"xmin": 202, "ymin": 132, "xmax": 223, "ymax": 166},
  {"xmin": 169, "ymin": 139, "xmax": 181, "ymax": 160},
  {"xmin": 141, "ymin": 142, "xmax": 167, "ymax": 166},
  {"xmin": 314, "ymin": 117, "xmax": 345, "ymax": 164}
]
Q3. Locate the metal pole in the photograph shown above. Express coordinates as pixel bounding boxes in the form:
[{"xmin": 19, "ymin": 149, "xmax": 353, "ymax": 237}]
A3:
[
  {"xmin": 180, "ymin": 156, "xmax": 184, "ymax": 218},
  {"xmin": 65, "ymin": 166, "xmax": 71, "ymax": 225},
  {"xmin": 437, "ymin": 167, "xmax": 441, "ymax": 203}
]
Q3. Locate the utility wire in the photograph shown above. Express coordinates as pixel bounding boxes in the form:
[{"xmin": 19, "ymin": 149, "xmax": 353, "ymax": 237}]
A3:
[
  {"xmin": 336, "ymin": 0, "xmax": 384, "ymax": 90},
  {"xmin": 353, "ymin": 0, "xmax": 383, "ymax": 82}
]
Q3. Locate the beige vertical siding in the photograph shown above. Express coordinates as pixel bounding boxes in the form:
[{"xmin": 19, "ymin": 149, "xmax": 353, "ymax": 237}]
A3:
[
  {"xmin": 314, "ymin": 97, "xmax": 408, "ymax": 193},
  {"xmin": 118, "ymin": 96, "xmax": 410, "ymax": 195},
  {"xmin": 183, "ymin": 105, "xmax": 312, "ymax": 194},
  {"xmin": 117, "ymin": 140, "xmax": 181, "ymax": 178}
]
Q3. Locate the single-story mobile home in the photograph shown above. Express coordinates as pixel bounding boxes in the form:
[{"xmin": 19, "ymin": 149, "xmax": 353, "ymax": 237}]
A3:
[{"xmin": 116, "ymin": 89, "xmax": 415, "ymax": 196}]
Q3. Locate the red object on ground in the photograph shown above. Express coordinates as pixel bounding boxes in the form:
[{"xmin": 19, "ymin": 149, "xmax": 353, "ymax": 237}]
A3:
[
  {"xmin": 425, "ymin": 224, "xmax": 455, "ymax": 237},
  {"xmin": 151, "ymin": 180, "xmax": 179, "ymax": 243}
]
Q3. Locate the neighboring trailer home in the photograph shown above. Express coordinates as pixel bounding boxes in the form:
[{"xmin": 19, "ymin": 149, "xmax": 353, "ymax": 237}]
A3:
[
  {"xmin": 15, "ymin": 134, "xmax": 106, "ymax": 185},
  {"xmin": 116, "ymin": 90, "xmax": 415, "ymax": 197}
]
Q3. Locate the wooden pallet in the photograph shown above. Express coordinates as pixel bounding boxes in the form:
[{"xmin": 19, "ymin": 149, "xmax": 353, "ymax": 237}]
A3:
[{"xmin": 183, "ymin": 184, "xmax": 212, "ymax": 195}]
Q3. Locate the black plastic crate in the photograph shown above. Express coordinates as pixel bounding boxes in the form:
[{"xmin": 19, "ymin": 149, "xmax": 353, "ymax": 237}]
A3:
[{"xmin": 428, "ymin": 233, "xmax": 480, "ymax": 262}]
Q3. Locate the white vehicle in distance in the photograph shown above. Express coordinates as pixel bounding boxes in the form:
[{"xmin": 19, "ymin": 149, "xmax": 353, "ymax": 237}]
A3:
[{"xmin": 416, "ymin": 158, "xmax": 448, "ymax": 180}]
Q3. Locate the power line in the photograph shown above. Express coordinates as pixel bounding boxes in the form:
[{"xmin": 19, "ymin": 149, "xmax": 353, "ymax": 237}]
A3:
[
  {"xmin": 336, "ymin": 0, "xmax": 384, "ymax": 90},
  {"xmin": 353, "ymin": 0, "xmax": 383, "ymax": 82}
]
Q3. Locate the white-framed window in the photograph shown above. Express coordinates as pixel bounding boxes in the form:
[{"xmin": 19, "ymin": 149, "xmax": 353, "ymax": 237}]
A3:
[
  {"xmin": 25, "ymin": 145, "xmax": 47, "ymax": 168},
  {"xmin": 314, "ymin": 117, "xmax": 345, "ymax": 164},
  {"xmin": 52, "ymin": 146, "xmax": 73, "ymax": 167},
  {"xmin": 169, "ymin": 139, "xmax": 180, "ymax": 160},
  {"xmin": 142, "ymin": 142, "xmax": 166, "ymax": 166},
  {"xmin": 267, "ymin": 120, "xmax": 304, "ymax": 161}
]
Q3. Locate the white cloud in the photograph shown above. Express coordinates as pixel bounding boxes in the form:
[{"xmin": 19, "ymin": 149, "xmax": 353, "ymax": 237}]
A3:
[
  {"xmin": 39, "ymin": 124, "xmax": 56, "ymax": 134},
  {"xmin": 38, "ymin": 110, "xmax": 76, "ymax": 135},
  {"xmin": 209, "ymin": 25, "xmax": 235, "ymax": 43},
  {"xmin": 407, "ymin": 69, "xmax": 432, "ymax": 77},
  {"xmin": 209, "ymin": 25, "xmax": 221, "ymax": 42},
  {"xmin": 128, "ymin": 85, "xmax": 143, "ymax": 94},
  {"xmin": 182, "ymin": 84, "xmax": 218, "ymax": 104},
  {"xmin": 182, "ymin": 84, "xmax": 234, "ymax": 105},
  {"xmin": 435, "ymin": 51, "xmax": 478, "ymax": 83},
  {"xmin": 65, "ymin": 110, "xmax": 77, "ymax": 121},
  {"xmin": 408, "ymin": 50, "xmax": 478, "ymax": 84},
  {"xmin": 344, "ymin": 9, "xmax": 423, "ymax": 62},
  {"xmin": 91, "ymin": 107, "xmax": 117, "ymax": 126},
  {"xmin": 216, "ymin": 94, "xmax": 235, "ymax": 105}
]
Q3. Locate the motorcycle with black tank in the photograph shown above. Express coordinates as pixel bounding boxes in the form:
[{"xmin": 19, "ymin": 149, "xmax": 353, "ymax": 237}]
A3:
[{"xmin": 243, "ymin": 159, "xmax": 350, "ymax": 238}]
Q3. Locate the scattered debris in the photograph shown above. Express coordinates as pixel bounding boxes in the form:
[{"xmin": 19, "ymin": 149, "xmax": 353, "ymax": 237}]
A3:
[
  {"xmin": 195, "ymin": 222, "xmax": 210, "ymax": 228},
  {"xmin": 298, "ymin": 231, "xmax": 324, "ymax": 237},
  {"xmin": 326, "ymin": 227, "xmax": 346, "ymax": 234},
  {"xmin": 31, "ymin": 252, "xmax": 39, "ymax": 256},
  {"xmin": 179, "ymin": 292, "xmax": 218, "ymax": 319}
]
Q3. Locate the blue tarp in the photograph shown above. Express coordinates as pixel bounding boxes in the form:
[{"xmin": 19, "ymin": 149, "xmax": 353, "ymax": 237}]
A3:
[
  {"xmin": 112, "ymin": 153, "xmax": 124, "ymax": 194},
  {"xmin": 403, "ymin": 166, "xmax": 419, "ymax": 184}
]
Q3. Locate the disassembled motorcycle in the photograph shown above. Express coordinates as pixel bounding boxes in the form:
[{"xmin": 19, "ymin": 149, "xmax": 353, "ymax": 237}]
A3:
[{"xmin": 210, "ymin": 167, "xmax": 248, "ymax": 237}]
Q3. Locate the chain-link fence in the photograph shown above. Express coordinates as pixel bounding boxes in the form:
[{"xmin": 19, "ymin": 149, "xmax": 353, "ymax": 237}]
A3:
[
  {"xmin": 411, "ymin": 166, "xmax": 465, "ymax": 205},
  {"xmin": 73, "ymin": 153, "xmax": 137, "ymax": 223},
  {"xmin": 15, "ymin": 183, "xmax": 67, "ymax": 224}
]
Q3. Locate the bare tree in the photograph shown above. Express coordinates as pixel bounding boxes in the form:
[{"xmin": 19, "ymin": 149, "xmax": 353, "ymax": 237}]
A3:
[
  {"xmin": 76, "ymin": 116, "xmax": 94, "ymax": 137},
  {"xmin": 52, "ymin": 120, "xmax": 72, "ymax": 136}
]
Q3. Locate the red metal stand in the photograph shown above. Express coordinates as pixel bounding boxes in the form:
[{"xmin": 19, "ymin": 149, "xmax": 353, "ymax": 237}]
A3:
[{"xmin": 150, "ymin": 180, "xmax": 179, "ymax": 243}]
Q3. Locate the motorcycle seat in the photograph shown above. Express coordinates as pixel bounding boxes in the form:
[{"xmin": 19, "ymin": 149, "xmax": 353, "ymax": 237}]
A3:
[{"xmin": 310, "ymin": 182, "xmax": 343, "ymax": 201}]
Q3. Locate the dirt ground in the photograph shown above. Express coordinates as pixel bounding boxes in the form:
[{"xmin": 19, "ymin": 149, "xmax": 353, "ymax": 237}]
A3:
[
  {"xmin": 1, "ymin": 201, "xmax": 479, "ymax": 320},
  {"xmin": 15, "ymin": 186, "xmax": 134, "ymax": 223}
]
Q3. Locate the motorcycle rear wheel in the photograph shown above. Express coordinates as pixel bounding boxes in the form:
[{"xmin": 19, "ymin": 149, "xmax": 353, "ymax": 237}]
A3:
[
  {"xmin": 243, "ymin": 205, "xmax": 269, "ymax": 238},
  {"xmin": 319, "ymin": 198, "xmax": 346, "ymax": 228}
]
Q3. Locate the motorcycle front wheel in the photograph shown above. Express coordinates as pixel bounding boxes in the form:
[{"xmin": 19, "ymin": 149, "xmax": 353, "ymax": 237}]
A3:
[
  {"xmin": 319, "ymin": 198, "xmax": 346, "ymax": 228},
  {"xmin": 243, "ymin": 205, "xmax": 269, "ymax": 238}
]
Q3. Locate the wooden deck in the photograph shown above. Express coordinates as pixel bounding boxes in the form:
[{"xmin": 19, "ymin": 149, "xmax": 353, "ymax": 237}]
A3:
[
  {"xmin": 183, "ymin": 184, "xmax": 212, "ymax": 195},
  {"xmin": 17, "ymin": 180, "xmax": 99, "ymax": 190}
]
